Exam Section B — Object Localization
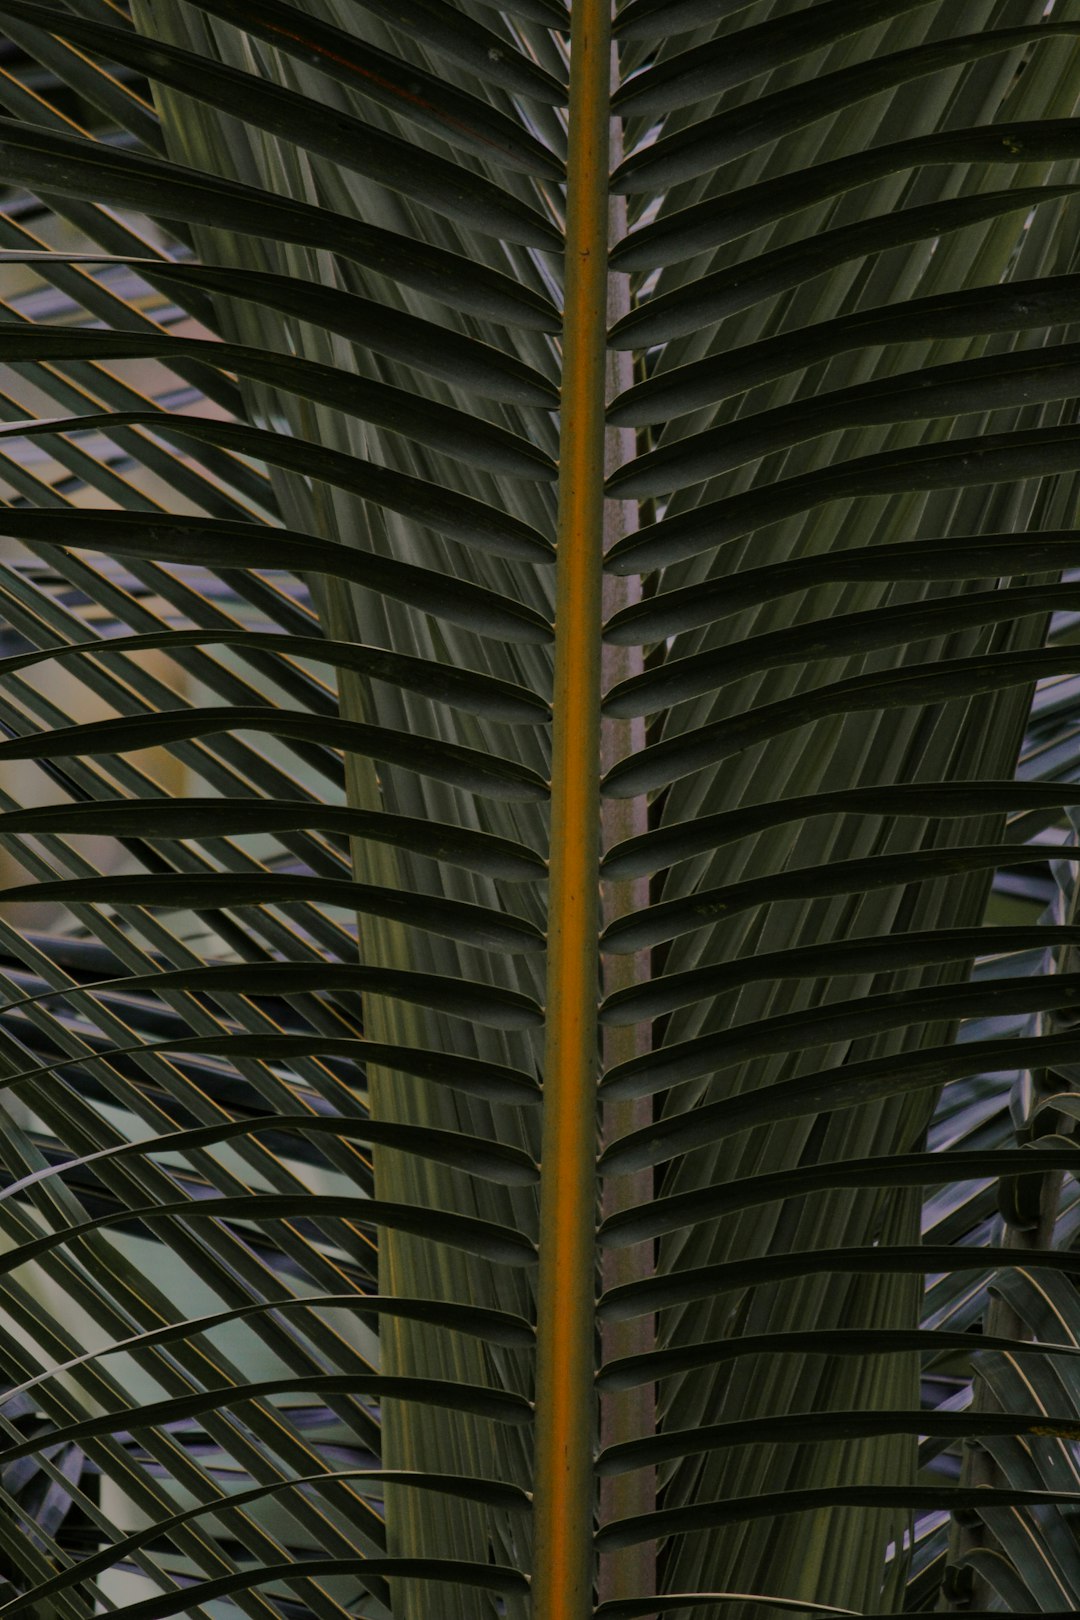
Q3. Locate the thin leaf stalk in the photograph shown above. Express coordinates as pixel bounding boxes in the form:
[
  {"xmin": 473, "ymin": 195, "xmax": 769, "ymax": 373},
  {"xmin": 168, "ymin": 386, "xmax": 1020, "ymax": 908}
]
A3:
[
  {"xmin": 598, "ymin": 82, "xmax": 655, "ymax": 1611},
  {"xmin": 533, "ymin": 2, "xmax": 613, "ymax": 1616}
]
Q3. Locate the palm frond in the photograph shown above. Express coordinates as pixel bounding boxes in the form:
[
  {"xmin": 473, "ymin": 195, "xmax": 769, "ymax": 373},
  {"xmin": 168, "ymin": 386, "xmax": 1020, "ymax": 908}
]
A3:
[{"xmin": 0, "ymin": 3, "xmax": 1079, "ymax": 1619}]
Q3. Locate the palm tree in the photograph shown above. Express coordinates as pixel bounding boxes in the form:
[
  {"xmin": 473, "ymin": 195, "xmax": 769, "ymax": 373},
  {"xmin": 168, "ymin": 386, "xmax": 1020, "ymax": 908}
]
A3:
[{"xmin": 2, "ymin": 0, "xmax": 1080, "ymax": 1616}]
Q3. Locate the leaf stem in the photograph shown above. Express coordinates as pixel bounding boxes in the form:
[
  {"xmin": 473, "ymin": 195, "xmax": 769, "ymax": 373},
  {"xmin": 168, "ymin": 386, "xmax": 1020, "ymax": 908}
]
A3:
[{"xmin": 532, "ymin": 3, "xmax": 613, "ymax": 1617}]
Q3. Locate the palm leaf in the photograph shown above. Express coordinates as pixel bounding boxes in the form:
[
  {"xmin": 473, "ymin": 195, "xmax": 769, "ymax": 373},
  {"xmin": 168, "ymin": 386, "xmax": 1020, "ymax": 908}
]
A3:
[{"xmin": 0, "ymin": 3, "xmax": 1079, "ymax": 1619}]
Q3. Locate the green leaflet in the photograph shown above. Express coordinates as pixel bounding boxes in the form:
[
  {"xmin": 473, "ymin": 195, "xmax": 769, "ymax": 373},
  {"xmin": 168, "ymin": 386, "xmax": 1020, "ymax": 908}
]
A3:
[
  {"xmin": 37, "ymin": 1559, "xmax": 528, "ymax": 1620},
  {"xmin": 597, "ymin": 1327, "xmax": 1080, "ymax": 1392},
  {"xmin": 602, "ymin": 653, "xmax": 1080, "ymax": 797},
  {"xmin": 0, "ymin": 252, "xmax": 559, "ymax": 405},
  {"xmin": 596, "ymin": 1487, "xmax": 1080, "ymax": 1552},
  {"xmin": 315, "ymin": 0, "xmax": 566, "ymax": 101},
  {"xmin": 594, "ymin": 1602, "xmax": 862, "ymax": 1620},
  {"xmin": 599, "ymin": 1408, "xmax": 1080, "ymax": 1478},
  {"xmin": 600, "ymin": 1029, "xmax": 1080, "ymax": 1150},
  {"xmin": 614, "ymin": 132, "xmax": 1080, "ymax": 271},
  {"xmin": 610, "ymin": 344, "xmax": 1080, "ymax": 499},
  {"xmin": 604, "ymin": 531, "xmax": 1080, "ymax": 642},
  {"xmin": 600, "ymin": 922, "xmax": 1079, "ymax": 1023},
  {"xmin": 0, "ymin": 328, "xmax": 556, "ymax": 476},
  {"xmin": 45, "ymin": 404, "xmax": 554, "ymax": 556},
  {"xmin": 0, "ymin": 0, "xmax": 562, "ymax": 246},
  {"xmin": 0, "ymin": 869, "xmax": 544, "ymax": 952},
  {"xmin": 0, "ymin": 118, "xmax": 559, "ymax": 328},
  {"xmin": 182, "ymin": 0, "xmax": 566, "ymax": 158},
  {"xmin": 598, "ymin": 976, "xmax": 1080, "ymax": 1130},
  {"xmin": 0, "ymin": 702, "xmax": 549, "ymax": 802},
  {"xmin": 0, "ymin": 1195, "xmax": 536, "ymax": 1281},
  {"xmin": 601, "ymin": 786, "xmax": 1080, "ymax": 879},
  {"xmin": 0, "ymin": 1472, "xmax": 529, "ymax": 1620},
  {"xmin": 613, "ymin": 0, "xmax": 944, "ymax": 109},
  {"xmin": 601, "ymin": 844, "xmax": 1080, "ymax": 953},
  {"xmin": 599, "ymin": 1147, "xmax": 1080, "ymax": 1237},
  {"xmin": 604, "ymin": 583, "xmax": 1080, "ymax": 715},
  {"xmin": 4, "ymin": 506, "xmax": 554, "ymax": 634},
  {"xmin": 2, "ymin": 1030, "xmax": 540, "ymax": 1101},
  {"xmin": 0, "ymin": 1110, "xmax": 538, "ymax": 1192},
  {"xmin": 2, "ymin": 959, "xmax": 542, "ymax": 1031},
  {"xmin": 0, "ymin": 623, "xmax": 551, "ymax": 724},
  {"xmin": 598, "ymin": 1246, "xmax": 1080, "ymax": 1322},
  {"xmin": 607, "ymin": 424, "xmax": 1080, "ymax": 572},
  {"xmin": 0, "ymin": 797, "xmax": 546, "ymax": 880},
  {"xmin": 613, "ymin": 26, "xmax": 1080, "ymax": 187},
  {"xmin": 2, "ymin": 1298, "xmax": 533, "ymax": 1404},
  {"xmin": 608, "ymin": 188, "xmax": 1080, "ymax": 349},
  {"xmin": 612, "ymin": 0, "xmax": 923, "ymax": 44}
]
